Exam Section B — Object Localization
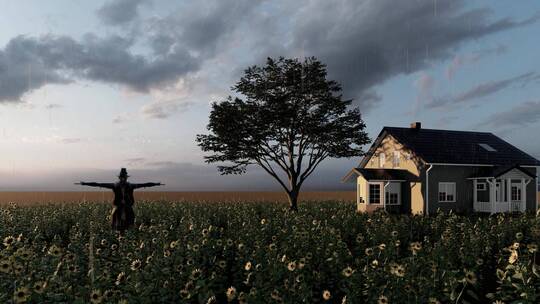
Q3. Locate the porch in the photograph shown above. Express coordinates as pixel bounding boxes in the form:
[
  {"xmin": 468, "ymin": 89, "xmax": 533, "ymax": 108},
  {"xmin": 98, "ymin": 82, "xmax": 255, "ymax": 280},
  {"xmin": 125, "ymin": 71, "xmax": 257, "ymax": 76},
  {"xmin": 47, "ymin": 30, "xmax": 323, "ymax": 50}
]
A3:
[
  {"xmin": 470, "ymin": 166, "xmax": 534, "ymax": 214},
  {"xmin": 343, "ymin": 168, "xmax": 420, "ymax": 213}
]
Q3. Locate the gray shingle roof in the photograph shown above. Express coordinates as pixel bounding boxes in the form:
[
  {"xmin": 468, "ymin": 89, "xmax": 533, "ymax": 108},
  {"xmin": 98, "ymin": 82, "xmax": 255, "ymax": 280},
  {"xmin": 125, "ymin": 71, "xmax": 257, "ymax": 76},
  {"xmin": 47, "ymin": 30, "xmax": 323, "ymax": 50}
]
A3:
[{"xmin": 380, "ymin": 127, "xmax": 540, "ymax": 166}]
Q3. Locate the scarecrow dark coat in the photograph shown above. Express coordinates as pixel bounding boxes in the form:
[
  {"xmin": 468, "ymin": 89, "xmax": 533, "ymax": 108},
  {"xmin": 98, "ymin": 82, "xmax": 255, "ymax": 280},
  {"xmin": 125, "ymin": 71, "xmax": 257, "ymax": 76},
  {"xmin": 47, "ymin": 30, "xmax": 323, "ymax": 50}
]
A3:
[{"xmin": 80, "ymin": 181, "xmax": 161, "ymax": 231}]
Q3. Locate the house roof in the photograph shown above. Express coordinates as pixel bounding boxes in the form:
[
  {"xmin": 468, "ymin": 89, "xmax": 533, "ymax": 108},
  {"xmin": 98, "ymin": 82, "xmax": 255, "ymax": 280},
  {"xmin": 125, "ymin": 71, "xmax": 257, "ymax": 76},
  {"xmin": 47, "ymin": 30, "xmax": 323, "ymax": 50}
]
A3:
[
  {"xmin": 367, "ymin": 127, "xmax": 540, "ymax": 166},
  {"xmin": 468, "ymin": 164, "xmax": 537, "ymax": 179},
  {"xmin": 343, "ymin": 168, "xmax": 420, "ymax": 182}
]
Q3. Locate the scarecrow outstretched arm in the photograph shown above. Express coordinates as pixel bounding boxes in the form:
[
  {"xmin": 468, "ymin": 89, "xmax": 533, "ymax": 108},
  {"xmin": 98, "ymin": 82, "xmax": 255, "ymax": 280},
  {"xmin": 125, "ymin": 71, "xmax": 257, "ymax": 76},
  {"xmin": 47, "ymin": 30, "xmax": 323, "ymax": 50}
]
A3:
[
  {"xmin": 132, "ymin": 182, "xmax": 164, "ymax": 189},
  {"xmin": 75, "ymin": 182, "xmax": 115, "ymax": 189}
]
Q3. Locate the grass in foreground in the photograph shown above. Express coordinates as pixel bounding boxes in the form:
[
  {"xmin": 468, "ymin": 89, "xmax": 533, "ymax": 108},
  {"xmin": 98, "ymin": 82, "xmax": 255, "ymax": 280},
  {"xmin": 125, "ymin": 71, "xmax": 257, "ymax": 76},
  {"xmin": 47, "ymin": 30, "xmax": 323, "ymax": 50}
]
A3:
[{"xmin": 1, "ymin": 200, "xmax": 540, "ymax": 303}]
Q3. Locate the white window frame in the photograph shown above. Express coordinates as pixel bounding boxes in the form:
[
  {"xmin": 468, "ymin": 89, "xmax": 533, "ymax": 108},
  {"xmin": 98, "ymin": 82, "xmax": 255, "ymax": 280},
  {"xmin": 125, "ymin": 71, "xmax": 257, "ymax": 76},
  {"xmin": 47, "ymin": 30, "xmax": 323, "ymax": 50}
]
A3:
[
  {"xmin": 438, "ymin": 182, "xmax": 456, "ymax": 203},
  {"xmin": 393, "ymin": 151, "xmax": 400, "ymax": 168},
  {"xmin": 379, "ymin": 153, "xmax": 386, "ymax": 168},
  {"xmin": 367, "ymin": 182, "xmax": 382, "ymax": 205},
  {"xmin": 385, "ymin": 184, "xmax": 401, "ymax": 206},
  {"xmin": 510, "ymin": 182, "xmax": 522, "ymax": 202},
  {"xmin": 476, "ymin": 182, "xmax": 486, "ymax": 191}
]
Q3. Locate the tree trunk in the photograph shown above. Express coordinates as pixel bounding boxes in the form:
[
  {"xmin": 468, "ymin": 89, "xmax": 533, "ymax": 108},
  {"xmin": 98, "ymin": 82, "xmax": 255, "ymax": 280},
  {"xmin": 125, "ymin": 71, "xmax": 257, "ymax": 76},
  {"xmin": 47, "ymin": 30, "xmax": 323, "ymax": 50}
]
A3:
[{"xmin": 287, "ymin": 189, "xmax": 299, "ymax": 211}]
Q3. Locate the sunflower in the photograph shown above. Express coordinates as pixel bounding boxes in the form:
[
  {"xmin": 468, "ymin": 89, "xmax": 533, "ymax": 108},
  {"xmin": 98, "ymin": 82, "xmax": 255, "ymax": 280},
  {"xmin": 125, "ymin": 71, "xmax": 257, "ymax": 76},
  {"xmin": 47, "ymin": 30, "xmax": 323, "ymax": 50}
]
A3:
[
  {"xmin": 365, "ymin": 248, "xmax": 374, "ymax": 256},
  {"xmin": 342, "ymin": 266, "xmax": 354, "ymax": 277},
  {"xmin": 170, "ymin": 240, "xmax": 179, "ymax": 249},
  {"xmin": 512, "ymin": 242, "xmax": 520, "ymax": 250},
  {"xmin": 33, "ymin": 281, "xmax": 45, "ymax": 294},
  {"xmin": 101, "ymin": 239, "xmax": 108, "ymax": 246},
  {"xmin": 218, "ymin": 260, "xmax": 227, "ymax": 269},
  {"xmin": 464, "ymin": 270, "xmax": 477, "ymax": 285},
  {"xmin": 103, "ymin": 290, "xmax": 114, "ymax": 300},
  {"xmin": 89, "ymin": 289, "xmax": 103, "ymax": 304},
  {"xmin": 322, "ymin": 290, "xmax": 331, "ymax": 301},
  {"xmin": 409, "ymin": 242, "xmax": 422, "ymax": 255},
  {"xmin": 180, "ymin": 289, "xmax": 191, "ymax": 300},
  {"xmin": 116, "ymin": 271, "xmax": 126, "ymax": 285},
  {"xmin": 287, "ymin": 261, "xmax": 296, "ymax": 271},
  {"xmin": 509, "ymin": 250, "xmax": 518, "ymax": 264},
  {"xmin": 13, "ymin": 286, "xmax": 30, "ymax": 303},
  {"xmin": 191, "ymin": 268, "xmax": 202, "ymax": 280},
  {"xmin": 244, "ymin": 261, "xmax": 252, "ymax": 271},
  {"xmin": 3, "ymin": 235, "xmax": 15, "ymax": 247},
  {"xmin": 0, "ymin": 259, "xmax": 11, "ymax": 274},
  {"xmin": 378, "ymin": 244, "xmax": 386, "ymax": 251},
  {"xmin": 394, "ymin": 265, "xmax": 405, "ymax": 277},
  {"xmin": 527, "ymin": 244, "xmax": 538, "ymax": 253},
  {"xmin": 226, "ymin": 286, "xmax": 237, "ymax": 301},
  {"xmin": 130, "ymin": 259, "xmax": 142, "ymax": 271},
  {"xmin": 164, "ymin": 250, "xmax": 171, "ymax": 257},
  {"xmin": 111, "ymin": 244, "xmax": 118, "ymax": 251},
  {"xmin": 515, "ymin": 232, "xmax": 524, "ymax": 241},
  {"xmin": 391, "ymin": 231, "xmax": 398, "ymax": 237},
  {"xmin": 270, "ymin": 289, "xmax": 281, "ymax": 300},
  {"xmin": 202, "ymin": 229, "xmax": 209, "ymax": 237},
  {"xmin": 378, "ymin": 295, "xmax": 388, "ymax": 304},
  {"xmin": 47, "ymin": 244, "xmax": 62, "ymax": 257}
]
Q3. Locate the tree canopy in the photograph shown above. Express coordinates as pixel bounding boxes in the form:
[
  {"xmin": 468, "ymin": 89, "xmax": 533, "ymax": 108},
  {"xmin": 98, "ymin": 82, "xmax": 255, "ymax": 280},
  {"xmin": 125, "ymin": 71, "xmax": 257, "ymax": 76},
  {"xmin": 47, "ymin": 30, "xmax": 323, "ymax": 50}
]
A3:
[{"xmin": 197, "ymin": 56, "xmax": 370, "ymax": 210}]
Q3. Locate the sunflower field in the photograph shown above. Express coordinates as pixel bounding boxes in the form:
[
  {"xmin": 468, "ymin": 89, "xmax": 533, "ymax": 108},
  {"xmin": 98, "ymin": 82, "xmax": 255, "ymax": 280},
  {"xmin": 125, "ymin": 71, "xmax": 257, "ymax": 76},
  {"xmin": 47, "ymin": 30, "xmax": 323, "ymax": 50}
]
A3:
[{"xmin": 1, "ymin": 200, "xmax": 540, "ymax": 303}]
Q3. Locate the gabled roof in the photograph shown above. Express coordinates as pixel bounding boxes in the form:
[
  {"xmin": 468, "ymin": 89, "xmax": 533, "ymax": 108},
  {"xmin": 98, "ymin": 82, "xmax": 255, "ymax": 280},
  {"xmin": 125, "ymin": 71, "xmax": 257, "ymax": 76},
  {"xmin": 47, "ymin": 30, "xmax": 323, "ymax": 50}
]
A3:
[
  {"xmin": 361, "ymin": 127, "xmax": 540, "ymax": 167},
  {"xmin": 351, "ymin": 168, "xmax": 420, "ymax": 182},
  {"xmin": 468, "ymin": 164, "xmax": 537, "ymax": 179}
]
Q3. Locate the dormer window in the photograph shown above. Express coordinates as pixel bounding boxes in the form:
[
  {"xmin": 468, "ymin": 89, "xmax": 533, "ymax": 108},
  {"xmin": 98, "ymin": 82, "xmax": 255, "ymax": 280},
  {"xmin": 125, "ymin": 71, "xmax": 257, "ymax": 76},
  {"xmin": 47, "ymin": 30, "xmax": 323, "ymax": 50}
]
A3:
[
  {"xmin": 393, "ymin": 151, "xmax": 400, "ymax": 168},
  {"xmin": 479, "ymin": 143, "xmax": 497, "ymax": 152}
]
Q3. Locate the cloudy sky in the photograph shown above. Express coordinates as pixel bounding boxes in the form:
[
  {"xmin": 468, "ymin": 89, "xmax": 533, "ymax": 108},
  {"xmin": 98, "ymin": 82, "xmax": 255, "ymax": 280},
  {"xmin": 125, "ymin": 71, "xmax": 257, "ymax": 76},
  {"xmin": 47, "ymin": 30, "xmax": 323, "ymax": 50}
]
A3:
[{"xmin": 0, "ymin": 0, "xmax": 539, "ymax": 191}]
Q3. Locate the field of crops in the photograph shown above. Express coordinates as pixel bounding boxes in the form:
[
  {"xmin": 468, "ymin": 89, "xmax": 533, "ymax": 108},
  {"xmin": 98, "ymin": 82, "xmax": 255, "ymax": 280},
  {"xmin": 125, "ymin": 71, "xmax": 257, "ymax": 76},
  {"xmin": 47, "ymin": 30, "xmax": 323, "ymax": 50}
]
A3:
[{"xmin": 1, "ymin": 200, "xmax": 540, "ymax": 303}]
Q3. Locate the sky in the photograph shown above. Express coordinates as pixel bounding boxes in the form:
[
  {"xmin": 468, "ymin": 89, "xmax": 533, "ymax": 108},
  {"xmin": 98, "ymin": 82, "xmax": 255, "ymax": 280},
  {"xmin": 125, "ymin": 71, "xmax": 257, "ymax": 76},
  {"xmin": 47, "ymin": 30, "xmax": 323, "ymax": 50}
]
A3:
[{"xmin": 0, "ymin": 0, "xmax": 539, "ymax": 191}]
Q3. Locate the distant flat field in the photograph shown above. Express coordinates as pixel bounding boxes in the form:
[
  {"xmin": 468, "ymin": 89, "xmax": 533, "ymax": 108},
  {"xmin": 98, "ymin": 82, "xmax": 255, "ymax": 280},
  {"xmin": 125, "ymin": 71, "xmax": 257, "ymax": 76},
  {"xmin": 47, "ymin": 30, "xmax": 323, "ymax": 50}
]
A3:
[{"xmin": 0, "ymin": 191, "xmax": 356, "ymax": 205}]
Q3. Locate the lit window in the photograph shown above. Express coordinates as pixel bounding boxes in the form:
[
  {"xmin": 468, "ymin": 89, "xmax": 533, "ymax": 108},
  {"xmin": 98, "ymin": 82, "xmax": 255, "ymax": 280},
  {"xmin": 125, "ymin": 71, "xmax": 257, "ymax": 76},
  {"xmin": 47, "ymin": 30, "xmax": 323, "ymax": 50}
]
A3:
[
  {"xmin": 369, "ymin": 183, "xmax": 381, "ymax": 204},
  {"xmin": 479, "ymin": 143, "xmax": 497, "ymax": 152},
  {"xmin": 438, "ymin": 182, "xmax": 456, "ymax": 202},
  {"xmin": 393, "ymin": 151, "xmax": 400, "ymax": 168}
]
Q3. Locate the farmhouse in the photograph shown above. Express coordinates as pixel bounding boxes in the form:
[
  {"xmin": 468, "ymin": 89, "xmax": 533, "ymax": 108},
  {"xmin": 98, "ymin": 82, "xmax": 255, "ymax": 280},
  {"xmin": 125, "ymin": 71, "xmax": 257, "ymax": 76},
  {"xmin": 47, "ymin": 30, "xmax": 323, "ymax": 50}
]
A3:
[{"xmin": 343, "ymin": 122, "xmax": 540, "ymax": 215}]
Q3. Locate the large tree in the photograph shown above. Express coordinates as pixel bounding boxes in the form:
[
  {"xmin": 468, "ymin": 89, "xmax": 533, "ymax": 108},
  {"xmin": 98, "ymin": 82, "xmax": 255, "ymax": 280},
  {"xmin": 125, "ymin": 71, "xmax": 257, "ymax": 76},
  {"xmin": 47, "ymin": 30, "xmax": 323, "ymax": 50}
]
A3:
[{"xmin": 196, "ymin": 57, "xmax": 370, "ymax": 211}]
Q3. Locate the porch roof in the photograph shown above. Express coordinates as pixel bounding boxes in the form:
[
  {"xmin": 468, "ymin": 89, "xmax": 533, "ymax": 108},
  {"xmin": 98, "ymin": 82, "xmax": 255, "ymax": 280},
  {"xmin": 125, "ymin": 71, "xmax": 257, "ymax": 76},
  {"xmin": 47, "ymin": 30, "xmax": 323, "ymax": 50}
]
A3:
[
  {"xmin": 468, "ymin": 164, "xmax": 536, "ymax": 179},
  {"xmin": 342, "ymin": 168, "xmax": 420, "ymax": 182}
]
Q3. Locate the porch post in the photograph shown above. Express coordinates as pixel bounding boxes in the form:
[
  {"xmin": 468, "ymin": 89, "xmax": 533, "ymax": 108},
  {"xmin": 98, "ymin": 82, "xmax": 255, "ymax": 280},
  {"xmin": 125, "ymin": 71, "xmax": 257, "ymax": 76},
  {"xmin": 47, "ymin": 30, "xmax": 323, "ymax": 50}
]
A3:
[
  {"xmin": 507, "ymin": 178, "xmax": 512, "ymax": 212},
  {"xmin": 473, "ymin": 179, "xmax": 477, "ymax": 207},
  {"xmin": 488, "ymin": 178, "xmax": 495, "ymax": 214},
  {"xmin": 521, "ymin": 178, "xmax": 526, "ymax": 212}
]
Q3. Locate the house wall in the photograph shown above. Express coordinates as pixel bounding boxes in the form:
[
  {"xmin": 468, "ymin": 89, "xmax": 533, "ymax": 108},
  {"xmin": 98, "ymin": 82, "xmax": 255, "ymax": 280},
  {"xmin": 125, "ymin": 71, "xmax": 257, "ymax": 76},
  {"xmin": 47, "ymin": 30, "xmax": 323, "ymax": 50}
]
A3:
[
  {"xmin": 523, "ymin": 167, "xmax": 537, "ymax": 211},
  {"xmin": 427, "ymin": 166, "xmax": 478, "ymax": 214},
  {"xmin": 362, "ymin": 134, "xmax": 425, "ymax": 214},
  {"xmin": 427, "ymin": 166, "xmax": 538, "ymax": 214}
]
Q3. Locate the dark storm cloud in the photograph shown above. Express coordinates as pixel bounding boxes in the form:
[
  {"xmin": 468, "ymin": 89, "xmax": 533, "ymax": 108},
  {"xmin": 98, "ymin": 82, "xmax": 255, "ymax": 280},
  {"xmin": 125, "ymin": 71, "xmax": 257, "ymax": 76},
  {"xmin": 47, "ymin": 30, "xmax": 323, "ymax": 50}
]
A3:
[
  {"xmin": 477, "ymin": 100, "xmax": 540, "ymax": 129},
  {"xmin": 0, "ymin": 34, "xmax": 200, "ymax": 102},
  {"xmin": 97, "ymin": 0, "xmax": 146, "ymax": 26},
  {"xmin": 0, "ymin": 0, "xmax": 537, "ymax": 108},
  {"xmin": 427, "ymin": 72, "xmax": 539, "ymax": 109},
  {"xmin": 289, "ymin": 0, "xmax": 539, "ymax": 109}
]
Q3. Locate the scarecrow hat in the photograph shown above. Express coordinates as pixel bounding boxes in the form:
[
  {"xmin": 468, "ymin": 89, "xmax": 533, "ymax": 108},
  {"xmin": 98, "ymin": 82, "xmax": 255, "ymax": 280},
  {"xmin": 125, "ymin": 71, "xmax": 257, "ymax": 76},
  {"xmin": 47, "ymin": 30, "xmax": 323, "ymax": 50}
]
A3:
[{"xmin": 118, "ymin": 168, "xmax": 129, "ymax": 178}]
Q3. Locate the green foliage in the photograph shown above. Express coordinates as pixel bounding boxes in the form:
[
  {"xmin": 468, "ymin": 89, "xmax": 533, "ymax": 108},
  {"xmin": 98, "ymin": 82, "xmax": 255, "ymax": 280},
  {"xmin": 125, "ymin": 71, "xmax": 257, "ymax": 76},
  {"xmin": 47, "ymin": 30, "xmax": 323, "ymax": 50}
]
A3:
[
  {"xmin": 1, "ymin": 201, "xmax": 539, "ymax": 303},
  {"xmin": 197, "ymin": 57, "xmax": 370, "ymax": 209}
]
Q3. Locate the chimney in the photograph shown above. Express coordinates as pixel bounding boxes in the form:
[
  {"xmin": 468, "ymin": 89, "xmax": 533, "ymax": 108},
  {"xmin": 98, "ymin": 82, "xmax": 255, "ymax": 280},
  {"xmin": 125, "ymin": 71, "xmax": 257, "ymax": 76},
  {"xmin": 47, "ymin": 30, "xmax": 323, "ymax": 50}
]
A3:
[{"xmin": 410, "ymin": 122, "xmax": 421, "ymax": 130}]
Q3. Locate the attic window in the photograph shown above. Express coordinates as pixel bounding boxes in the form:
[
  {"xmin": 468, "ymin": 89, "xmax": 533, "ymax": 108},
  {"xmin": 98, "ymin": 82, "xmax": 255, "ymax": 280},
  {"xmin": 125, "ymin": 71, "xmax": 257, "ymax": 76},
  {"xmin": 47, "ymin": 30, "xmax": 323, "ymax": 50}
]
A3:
[{"xmin": 479, "ymin": 143, "xmax": 497, "ymax": 152}]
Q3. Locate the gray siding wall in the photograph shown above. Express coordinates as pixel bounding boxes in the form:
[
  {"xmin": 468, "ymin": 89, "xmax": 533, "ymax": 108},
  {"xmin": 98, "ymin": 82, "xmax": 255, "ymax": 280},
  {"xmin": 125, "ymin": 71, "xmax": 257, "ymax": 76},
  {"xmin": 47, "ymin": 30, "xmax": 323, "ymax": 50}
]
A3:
[
  {"xmin": 425, "ymin": 165, "xmax": 538, "ymax": 215},
  {"xmin": 426, "ymin": 166, "xmax": 476, "ymax": 214},
  {"xmin": 524, "ymin": 167, "xmax": 538, "ymax": 212}
]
